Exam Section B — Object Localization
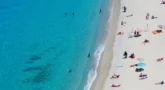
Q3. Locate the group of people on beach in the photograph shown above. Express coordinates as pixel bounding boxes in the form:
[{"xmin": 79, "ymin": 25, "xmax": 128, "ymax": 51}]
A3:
[{"xmin": 110, "ymin": 2, "xmax": 165, "ymax": 88}]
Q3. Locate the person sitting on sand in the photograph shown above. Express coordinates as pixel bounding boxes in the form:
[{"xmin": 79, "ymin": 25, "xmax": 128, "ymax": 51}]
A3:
[
  {"xmin": 155, "ymin": 81, "xmax": 164, "ymax": 85},
  {"xmin": 121, "ymin": 21, "xmax": 126, "ymax": 26},
  {"xmin": 152, "ymin": 30, "xmax": 162, "ymax": 34},
  {"xmin": 129, "ymin": 53, "xmax": 135, "ymax": 59},
  {"xmin": 144, "ymin": 39, "xmax": 149, "ymax": 43},
  {"xmin": 117, "ymin": 32, "xmax": 124, "ymax": 35},
  {"xmin": 110, "ymin": 74, "xmax": 120, "ymax": 79}
]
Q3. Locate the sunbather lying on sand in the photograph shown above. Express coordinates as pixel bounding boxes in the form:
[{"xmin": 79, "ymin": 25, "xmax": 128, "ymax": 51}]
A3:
[
  {"xmin": 117, "ymin": 32, "xmax": 124, "ymax": 35},
  {"xmin": 130, "ymin": 64, "xmax": 138, "ymax": 67},
  {"xmin": 123, "ymin": 51, "xmax": 128, "ymax": 59},
  {"xmin": 152, "ymin": 30, "xmax": 162, "ymax": 34},
  {"xmin": 155, "ymin": 81, "xmax": 164, "ymax": 85},
  {"xmin": 139, "ymin": 76, "xmax": 147, "ymax": 80},
  {"xmin": 111, "ymin": 84, "xmax": 121, "ymax": 87},
  {"xmin": 126, "ymin": 14, "xmax": 133, "ymax": 17},
  {"xmin": 110, "ymin": 74, "xmax": 120, "ymax": 79},
  {"xmin": 157, "ymin": 58, "xmax": 164, "ymax": 62},
  {"xmin": 144, "ymin": 39, "xmax": 149, "ymax": 43},
  {"xmin": 139, "ymin": 73, "xmax": 147, "ymax": 77}
]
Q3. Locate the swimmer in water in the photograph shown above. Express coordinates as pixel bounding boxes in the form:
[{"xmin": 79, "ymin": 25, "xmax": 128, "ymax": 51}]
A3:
[
  {"xmin": 68, "ymin": 69, "xmax": 72, "ymax": 73},
  {"xmin": 65, "ymin": 12, "xmax": 67, "ymax": 16},
  {"xmin": 88, "ymin": 53, "xmax": 90, "ymax": 58},
  {"xmin": 99, "ymin": 8, "xmax": 102, "ymax": 13},
  {"xmin": 72, "ymin": 12, "xmax": 74, "ymax": 16}
]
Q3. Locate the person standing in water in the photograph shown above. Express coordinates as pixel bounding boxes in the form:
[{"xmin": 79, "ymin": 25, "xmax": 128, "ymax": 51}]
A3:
[
  {"xmin": 99, "ymin": 8, "xmax": 102, "ymax": 14},
  {"xmin": 88, "ymin": 53, "xmax": 90, "ymax": 58},
  {"xmin": 72, "ymin": 12, "xmax": 74, "ymax": 16}
]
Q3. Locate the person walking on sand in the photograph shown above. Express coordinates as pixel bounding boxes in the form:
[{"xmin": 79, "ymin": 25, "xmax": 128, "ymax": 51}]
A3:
[
  {"xmin": 146, "ymin": 13, "xmax": 150, "ymax": 20},
  {"xmin": 123, "ymin": 6, "xmax": 127, "ymax": 12}
]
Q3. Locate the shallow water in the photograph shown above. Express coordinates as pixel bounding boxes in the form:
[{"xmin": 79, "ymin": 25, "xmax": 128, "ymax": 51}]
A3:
[{"xmin": 0, "ymin": 0, "xmax": 110, "ymax": 90}]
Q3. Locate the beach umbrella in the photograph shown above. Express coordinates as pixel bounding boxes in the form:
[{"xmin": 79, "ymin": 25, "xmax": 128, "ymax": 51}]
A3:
[{"xmin": 137, "ymin": 62, "xmax": 146, "ymax": 67}]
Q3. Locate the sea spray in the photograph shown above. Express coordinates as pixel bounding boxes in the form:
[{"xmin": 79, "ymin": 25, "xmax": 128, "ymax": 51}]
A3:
[{"xmin": 84, "ymin": 44, "xmax": 105, "ymax": 90}]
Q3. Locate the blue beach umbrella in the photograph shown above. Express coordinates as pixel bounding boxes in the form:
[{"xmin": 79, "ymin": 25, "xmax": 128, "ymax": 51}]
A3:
[{"xmin": 137, "ymin": 62, "xmax": 146, "ymax": 67}]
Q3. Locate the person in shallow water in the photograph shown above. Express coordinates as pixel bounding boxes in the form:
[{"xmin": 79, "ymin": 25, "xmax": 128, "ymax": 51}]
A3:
[
  {"xmin": 65, "ymin": 12, "xmax": 67, "ymax": 16},
  {"xmin": 88, "ymin": 53, "xmax": 90, "ymax": 58},
  {"xmin": 99, "ymin": 8, "xmax": 102, "ymax": 13}
]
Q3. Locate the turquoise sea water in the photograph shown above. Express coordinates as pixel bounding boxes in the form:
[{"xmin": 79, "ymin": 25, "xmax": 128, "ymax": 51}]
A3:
[{"xmin": 0, "ymin": 0, "xmax": 111, "ymax": 90}]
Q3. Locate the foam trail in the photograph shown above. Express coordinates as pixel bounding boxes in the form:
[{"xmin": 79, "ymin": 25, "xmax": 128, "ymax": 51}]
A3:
[{"xmin": 84, "ymin": 44, "xmax": 105, "ymax": 90}]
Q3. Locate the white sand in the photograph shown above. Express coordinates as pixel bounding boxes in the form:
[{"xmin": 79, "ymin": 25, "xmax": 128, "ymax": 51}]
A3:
[
  {"xmin": 90, "ymin": 0, "xmax": 121, "ymax": 90},
  {"xmin": 103, "ymin": 0, "xmax": 165, "ymax": 90}
]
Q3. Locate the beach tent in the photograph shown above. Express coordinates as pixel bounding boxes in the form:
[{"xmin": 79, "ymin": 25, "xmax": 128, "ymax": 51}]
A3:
[{"xmin": 137, "ymin": 62, "xmax": 146, "ymax": 67}]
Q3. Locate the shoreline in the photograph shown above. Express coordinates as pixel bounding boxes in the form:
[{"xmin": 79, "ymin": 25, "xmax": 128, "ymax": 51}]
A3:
[{"xmin": 90, "ymin": 0, "xmax": 121, "ymax": 90}]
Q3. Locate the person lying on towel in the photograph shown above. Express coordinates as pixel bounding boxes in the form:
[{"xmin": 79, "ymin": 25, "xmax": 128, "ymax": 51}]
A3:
[
  {"xmin": 139, "ymin": 73, "xmax": 147, "ymax": 77},
  {"xmin": 155, "ymin": 81, "xmax": 164, "ymax": 85},
  {"xmin": 110, "ymin": 74, "xmax": 120, "ymax": 79},
  {"xmin": 111, "ymin": 84, "xmax": 121, "ymax": 87}
]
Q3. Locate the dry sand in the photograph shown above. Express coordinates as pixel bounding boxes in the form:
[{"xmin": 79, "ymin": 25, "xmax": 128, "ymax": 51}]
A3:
[{"xmin": 91, "ymin": 0, "xmax": 165, "ymax": 90}]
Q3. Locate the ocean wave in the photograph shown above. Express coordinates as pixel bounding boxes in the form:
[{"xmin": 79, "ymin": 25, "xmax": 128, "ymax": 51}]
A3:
[{"xmin": 84, "ymin": 45, "xmax": 105, "ymax": 90}]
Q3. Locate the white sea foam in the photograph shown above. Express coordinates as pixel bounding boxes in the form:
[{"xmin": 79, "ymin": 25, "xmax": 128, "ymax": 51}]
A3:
[{"xmin": 84, "ymin": 45, "xmax": 105, "ymax": 90}]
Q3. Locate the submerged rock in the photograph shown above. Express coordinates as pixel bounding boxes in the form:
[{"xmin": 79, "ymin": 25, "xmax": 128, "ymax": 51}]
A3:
[{"xmin": 22, "ymin": 64, "xmax": 51, "ymax": 84}]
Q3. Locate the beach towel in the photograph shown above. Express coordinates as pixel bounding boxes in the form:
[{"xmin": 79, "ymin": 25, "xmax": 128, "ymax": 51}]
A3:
[
  {"xmin": 139, "ymin": 76, "xmax": 147, "ymax": 80},
  {"xmin": 116, "ymin": 65, "xmax": 123, "ymax": 67},
  {"xmin": 128, "ymin": 34, "xmax": 133, "ymax": 38}
]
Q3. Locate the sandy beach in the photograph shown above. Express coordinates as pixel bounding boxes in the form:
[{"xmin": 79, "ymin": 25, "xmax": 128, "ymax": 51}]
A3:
[
  {"xmin": 91, "ymin": 0, "xmax": 165, "ymax": 90},
  {"xmin": 90, "ymin": 0, "xmax": 121, "ymax": 90}
]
